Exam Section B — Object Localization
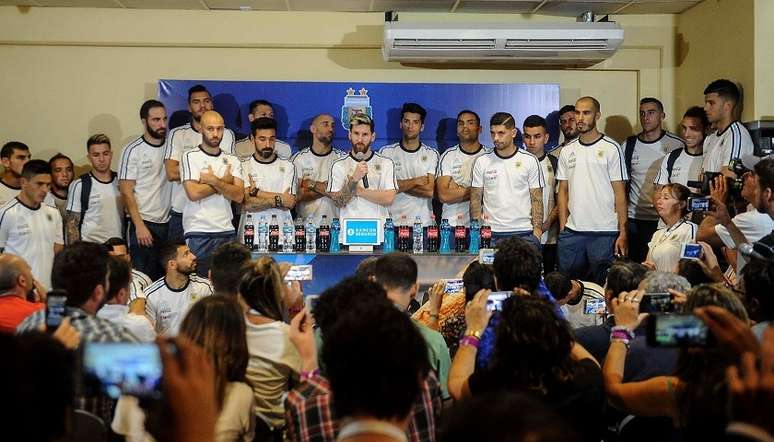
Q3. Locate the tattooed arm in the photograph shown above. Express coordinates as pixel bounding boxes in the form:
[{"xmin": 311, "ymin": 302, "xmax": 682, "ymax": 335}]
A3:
[
  {"xmin": 330, "ymin": 177, "xmax": 358, "ymax": 208},
  {"xmin": 529, "ymin": 187, "xmax": 544, "ymax": 238},
  {"xmin": 469, "ymin": 187, "xmax": 483, "ymax": 221},
  {"xmin": 65, "ymin": 211, "xmax": 81, "ymax": 244}
]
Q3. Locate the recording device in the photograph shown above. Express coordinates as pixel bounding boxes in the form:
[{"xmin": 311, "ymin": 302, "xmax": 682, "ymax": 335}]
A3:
[
  {"xmin": 640, "ymin": 292, "xmax": 675, "ymax": 314},
  {"xmin": 82, "ymin": 342, "xmax": 165, "ymax": 400},
  {"xmin": 284, "ymin": 265, "xmax": 313, "ymax": 281},
  {"xmin": 583, "ymin": 298, "xmax": 606, "ymax": 315},
  {"xmin": 304, "ymin": 294, "xmax": 320, "ymax": 312},
  {"xmin": 728, "ymin": 158, "xmax": 751, "ymax": 196},
  {"xmin": 353, "ymin": 152, "xmax": 369, "ymax": 188},
  {"xmin": 687, "ymin": 196, "xmax": 710, "ymax": 212},
  {"xmin": 486, "ymin": 291, "xmax": 511, "ymax": 312},
  {"xmin": 45, "ymin": 291, "xmax": 67, "ymax": 333},
  {"xmin": 680, "ymin": 243, "xmax": 703, "ymax": 260},
  {"xmin": 701, "ymin": 172, "xmax": 722, "ymax": 196},
  {"xmin": 647, "ymin": 314, "xmax": 712, "ymax": 347},
  {"xmin": 478, "ymin": 248, "xmax": 496, "ymax": 265},
  {"xmin": 444, "ymin": 279, "xmax": 464, "ymax": 294},
  {"xmin": 739, "ymin": 242, "xmax": 774, "ymax": 262}
]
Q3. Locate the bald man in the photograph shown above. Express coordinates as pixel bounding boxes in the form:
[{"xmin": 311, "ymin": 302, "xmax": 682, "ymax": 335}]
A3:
[
  {"xmin": 556, "ymin": 97, "xmax": 629, "ymax": 285},
  {"xmin": 180, "ymin": 111, "xmax": 244, "ymax": 277},
  {"xmin": 0, "ymin": 254, "xmax": 45, "ymax": 333}
]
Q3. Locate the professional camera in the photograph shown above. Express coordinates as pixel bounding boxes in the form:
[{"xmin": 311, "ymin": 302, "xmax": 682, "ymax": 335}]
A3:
[{"xmin": 728, "ymin": 158, "xmax": 751, "ymax": 196}]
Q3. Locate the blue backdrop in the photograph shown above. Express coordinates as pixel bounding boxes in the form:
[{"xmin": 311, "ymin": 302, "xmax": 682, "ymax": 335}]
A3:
[{"xmin": 158, "ymin": 80, "xmax": 561, "ymax": 154}]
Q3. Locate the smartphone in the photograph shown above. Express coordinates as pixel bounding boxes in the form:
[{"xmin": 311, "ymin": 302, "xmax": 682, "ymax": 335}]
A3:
[
  {"xmin": 479, "ymin": 248, "xmax": 496, "ymax": 265},
  {"xmin": 680, "ymin": 243, "xmax": 703, "ymax": 260},
  {"xmin": 640, "ymin": 292, "xmax": 675, "ymax": 314},
  {"xmin": 486, "ymin": 291, "xmax": 511, "ymax": 312},
  {"xmin": 583, "ymin": 298, "xmax": 607, "ymax": 315},
  {"xmin": 687, "ymin": 196, "xmax": 710, "ymax": 212},
  {"xmin": 82, "ymin": 342, "xmax": 165, "ymax": 400},
  {"xmin": 444, "ymin": 279, "xmax": 465, "ymax": 294},
  {"xmin": 284, "ymin": 265, "xmax": 313, "ymax": 281},
  {"xmin": 304, "ymin": 294, "xmax": 320, "ymax": 312},
  {"xmin": 647, "ymin": 314, "xmax": 712, "ymax": 347},
  {"xmin": 46, "ymin": 291, "xmax": 67, "ymax": 332}
]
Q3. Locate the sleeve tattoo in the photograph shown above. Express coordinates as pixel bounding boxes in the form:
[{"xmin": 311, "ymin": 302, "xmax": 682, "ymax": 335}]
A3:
[
  {"xmin": 469, "ymin": 187, "xmax": 483, "ymax": 220},
  {"xmin": 65, "ymin": 211, "xmax": 81, "ymax": 244},
  {"xmin": 529, "ymin": 188, "xmax": 544, "ymax": 230},
  {"xmin": 331, "ymin": 178, "xmax": 358, "ymax": 208}
]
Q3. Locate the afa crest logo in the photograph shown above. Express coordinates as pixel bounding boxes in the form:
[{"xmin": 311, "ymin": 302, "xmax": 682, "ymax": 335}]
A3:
[{"xmin": 341, "ymin": 87, "xmax": 373, "ymax": 131}]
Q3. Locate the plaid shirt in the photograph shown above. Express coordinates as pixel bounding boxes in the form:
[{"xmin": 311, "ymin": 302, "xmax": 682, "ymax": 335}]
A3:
[{"xmin": 285, "ymin": 371, "xmax": 443, "ymax": 442}]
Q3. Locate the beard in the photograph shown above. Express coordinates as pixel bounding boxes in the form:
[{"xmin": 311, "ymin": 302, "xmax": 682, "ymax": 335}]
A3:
[
  {"xmin": 202, "ymin": 135, "xmax": 222, "ymax": 148},
  {"xmin": 260, "ymin": 148, "xmax": 274, "ymax": 159},
  {"xmin": 145, "ymin": 122, "xmax": 167, "ymax": 139},
  {"xmin": 316, "ymin": 133, "xmax": 333, "ymax": 144}
]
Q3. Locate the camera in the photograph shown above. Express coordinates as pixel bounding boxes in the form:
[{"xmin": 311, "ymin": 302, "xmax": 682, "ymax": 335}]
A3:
[
  {"xmin": 728, "ymin": 158, "xmax": 750, "ymax": 196},
  {"xmin": 687, "ymin": 197, "xmax": 710, "ymax": 212}
]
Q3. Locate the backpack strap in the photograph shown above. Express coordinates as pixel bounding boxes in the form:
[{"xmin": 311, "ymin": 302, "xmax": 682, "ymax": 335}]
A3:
[
  {"xmin": 624, "ymin": 135, "xmax": 637, "ymax": 197},
  {"xmin": 78, "ymin": 173, "xmax": 92, "ymax": 231},
  {"xmin": 665, "ymin": 148, "xmax": 683, "ymax": 182}
]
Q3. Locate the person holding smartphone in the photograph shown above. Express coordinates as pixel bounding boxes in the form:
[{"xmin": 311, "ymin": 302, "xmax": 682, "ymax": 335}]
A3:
[{"xmin": 644, "ymin": 183, "xmax": 697, "ymax": 272}]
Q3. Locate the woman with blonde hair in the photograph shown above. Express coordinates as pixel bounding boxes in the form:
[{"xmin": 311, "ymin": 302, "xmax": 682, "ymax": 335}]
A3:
[{"xmin": 644, "ymin": 183, "xmax": 697, "ymax": 272}]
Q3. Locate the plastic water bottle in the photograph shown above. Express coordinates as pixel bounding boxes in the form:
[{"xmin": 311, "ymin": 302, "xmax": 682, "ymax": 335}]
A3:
[
  {"xmin": 439, "ymin": 218, "xmax": 452, "ymax": 254},
  {"xmin": 454, "ymin": 215, "xmax": 467, "ymax": 253},
  {"xmin": 243, "ymin": 214, "xmax": 255, "ymax": 250},
  {"xmin": 257, "ymin": 216, "xmax": 268, "ymax": 253},
  {"xmin": 383, "ymin": 218, "xmax": 395, "ymax": 253},
  {"xmin": 318, "ymin": 215, "xmax": 331, "ymax": 253},
  {"xmin": 330, "ymin": 218, "xmax": 341, "ymax": 253},
  {"xmin": 268, "ymin": 214, "xmax": 280, "ymax": 252},
  {"xmin": 281, "ymin": 219, "xmax": 293, "ymax": 253},
  {"xmin": 412, "ymin": 216, "xmax": 423, "ymax": 254},
  {"xmin": 398, "ymin": 215, "xmax": 410, "ymax": 252},
  {"xmin": 480, "ymin": 216, "xmax": 492, "ymax": 249},
  {"xmin": 469, "ymin": 218, "xmax": 481, "ymax": 254},
  {"xmin": 426, "ymin": 215, "xmax": 439, "ymax": 253},
  {"xmin": 294, "ymin": 218, "xmax": 306, "ymax": 252},
  {"xmin": 305, "ymin": 217, "xmax": 317, "ymax": 254}
]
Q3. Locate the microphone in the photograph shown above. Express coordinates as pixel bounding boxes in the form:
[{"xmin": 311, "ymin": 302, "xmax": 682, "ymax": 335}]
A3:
[
  {"xmin": 739, "ymin": 243, "xmax": 769, "ymax": 261},
  {"xmin": 354, "ymin": 152, "xmax": 369, "ymax": 188}
]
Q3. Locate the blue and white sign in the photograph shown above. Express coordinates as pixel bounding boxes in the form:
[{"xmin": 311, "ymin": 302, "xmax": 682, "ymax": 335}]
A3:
[{"xmin": 343, "ymin": 219, "xmax": 383, "ymax": 245}]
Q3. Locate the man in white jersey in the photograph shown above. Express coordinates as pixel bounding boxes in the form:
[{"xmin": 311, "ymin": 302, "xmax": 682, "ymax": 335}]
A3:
[
  {"xmin": 522, "ymin": 115, "xmax": 560, "ymax": 271},
  {"xmin": 545, "ymin": 271, "xmax": 607, "ymax": 329},
  {"xmin": 165, "ymin": 84, "xmax": 236, "ymax": 242},
  {"xmin": 292, "ymin": 113, "xmax": 347, "ymax": 226},
  {"xmin": 558, "ymin": 104, "xmax": 579, "ymax": 150},
  {"xmin": 654, "ymin": 106, "xmax": 707, "ymax": 195},
  {"xmin": 119, "ymin": 99, "xmax": 172, "ymax": 280},
  {"xmin": 240, "ymin": 117, "xmax": 296, "ymax": 238},
  {"xmin": 702, "ymin": 79, "xmax": 754, "ymax": 178},
  {"xmin": 470, "ymin": 112, "xmax": 544, "ymax": 251},
  {"xmin": 0, "ymin": 142, "xmax": 31, "ymax": 206},
  {"xmin": 328, "ymin": 113, "xmax": 396, "ymax": 223},
  {"xmin": 234, "ymin": 99, "xmax": 292, "ymax": 160},
  {"xmin": 557, "ymin": 96, "xmax": 629, "ymax": 285},
  {"xmin": 379, "ymin": 103, "xmax": 438, "ymax": 226},
  {"xmin": 623, "ymin": 98, "xmax": 685, "ymax": 263},
  {"xmin": 144, "ymin": 241, "xmax": 212, "ymax": 337},
  {"xmin": 65, "ymin": 134, "xmax": 124, "ymax": 244},
  {"xmin": 0, "ymin": 160, "xmax": 63, "ymax": 288},
  {"xmin": 104, "ymin": 237, "xmax": 152, "ymax": 315},
  {"xmin": 45, "ymin": 153, "xmax": 73, "ymax": 222},
  {"xmin": 436, "ymin": 110, "xmax": 490, "ymax": 227},
  {"xmin": 180, "ymin": 111, "xmax": 244, "ymax": 278},
  {"xmin": 97, "ymin": 256, "xmax": 156, "ymax": 342}
]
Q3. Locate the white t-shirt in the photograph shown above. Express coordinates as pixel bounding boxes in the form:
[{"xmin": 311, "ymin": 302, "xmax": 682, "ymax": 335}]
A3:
[
  {"xmin": 436, "ymin": 144, "xmax": 490, "ymax": 226},
  {"xmin": 538, "ymin": 154, "xmax": 559, "ymax": 245},
  {"xmin": 97, "ymin": 304, "xmax": 156, "ymax": 342},
  {"xmin": 560, "ymin": 280, "xmax": 606, "ymax": 329},
  {"xmin": 118, "ymin": 136, "xmax": 172, "ymax": 224},
  {"xmin": 165, "ymin": 123, "xmax": 236, "ymax": 213},
  {"xmin": 180, "ymin": 147, "xmax": 243, "ymax": 235},
  {"xmin": 471, "ymin": 148, "xmax": 544, "ymax": 233},
  {"xmin": 702, "ymin": 121, "xmax": 754, "ymax": 174},
  {"xmin": 647, "ymin": 220, "xmax": 697, "ymax": 272},
  {"xmin": 627, "ymin": 132, "xmax": 685, "ymax": 221},
  {"xmin": 240, "ymin": 155, "xmax": 296, "ymax": 237},
  {"xmin": 291, "ymin": 147, "xmax": 347, "ymax": 226},
  {"xmin": 235, "ymin": 136, "xmax": 292, "ymax": 161},
  {"xmin": 66, "ymin": 173, "xmax": 124, "ymax": 243},
  {"xmin": 130, "ymin": 268, "xmax": 152, "ymax": 303},
  {"xmin": 557, "ymin": 135, "xmax": 628, "ymax": 232},
  {"xmin": 715, "ymin": 208, "xmax": 774, "ymax": 271},
  {"xmin": 653, "ymin": 147, "xmax": 704, "ymax": 194},
  {"xmin": 0, "ymin": 181, "xmax": 20, "ymax": 207},
  {"xmin": 44, "ymin": 191, "xmax": 68, "ymax": 223},
  {"xmin": 327, "ymin": 151, "xmax": 397, "ymax": 223},
  {"xmin": 143, "ymin": 275, "xmax": 213, "ymax": 337},
  {"xmin": 0, "ymin": 198, "xmax": 63, "ymax": 288},
  {"xmin": 379, "ymin": 142, "xmax": 439, "ymax": 226}
]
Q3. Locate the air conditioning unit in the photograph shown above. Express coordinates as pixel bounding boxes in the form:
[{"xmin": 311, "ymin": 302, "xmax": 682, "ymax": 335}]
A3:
[{"xmin": 382, "ymin": 21, "xmax": 624, "ymax": 66}]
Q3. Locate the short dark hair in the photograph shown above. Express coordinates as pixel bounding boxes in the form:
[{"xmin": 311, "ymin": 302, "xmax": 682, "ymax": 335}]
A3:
[
  {"xmin": 577, "ymin": 96, "xmax": 601, "ymax": 113},
  {"xmin": 106, "ymin": 256, "xmax": 131, "ymax": 302},
  {"xmin": 683, "ymin": 106, "xmax": 710, "ymax": 131},
  {"xmin": 52, "ymin": 242, "xmax": 110, "ymax": 307},
  {"xmin": 103, "ymin": 237, "xmax": 127, "ymax": 251},
  {"xmin": 754, "ymin": 157, "xmax": 774, "ymax": 194},
  {"xmin": 490, "ymin": 112, "xmax": 516, "ymax": 129},
  {"xmin": 250, "ymin": 117, "xmax": 277, "ymax": 136},
  {"xmin": 159, "ymin": 241, "xmax": 185, "ymax": 270},
  {"xmin": 605, "ymin": 260, "xmax": 649, "ymax": 300},
  {"xmin": 677, "ymin": 259, "xmax": 714, "ymax": 286},
  {"xmin": 140, "ymin": 99, "xmax": 165, "ymax": 120},
  {"xmin": 21, "ymin": 160, "xmax": 51, "ymax": 180},
  {"xmin": 209, "ymin": 242, "xmax": 252, "ymax": 296},
  {"xmin": 313, "ymin": 276, "xmax": 392, "ymax": 337},
  {"xmin": 355, "ymin": 256, "xmax": 378, "ymax": 280},
  {"xmin": 401, "ymin": 102, "xmax": 427, "ymax": 123},
  {"xmin": 1, "ymin": 141, "xmax": 29, "ymax": 159},
  {"xmin": 48, "ymin": 153, "xmax": 73, "ymax": 169},
  {"xmin": 545, "ymin": 271, "xmax": 573, "ymax": 300},
  {"xmin": 462, "ymin": 261, "xmax": 496, "ymax": 302},
  {"xmin": 740, "ymin": 246, "xmax": 774, "ymax": 322},
  {"xmin": 187, "ymin": 84, "xmax": 210, "ymax": 103},
  {"xmin": 558, "ymin": 105, "xmax": 575, "ymax": 117},
  {"xmin": 493, "ymin": 237, "xmax": 542, "ymax": 293},
  {"xmin": 640, "ymin": 97, "xmax": 664, "ymax": 112},
  {"xmin": 457, "ymin": 109, "xmax": 480, "ymax": 127},
  {"xmin": 373, "ymin": 253, "xmax": 417, "ymax": 292},
  {"xmin": 703, "ymin": 79, "xmax": 740, "ymax": 104},
  {"xmin": 321, "ymin": 300, "xmax": 428, "ymax": 421},
  {"xmin": 248, "ymin": 99, "xmax": 272, "ymax": 114},
  {"xmin": 86, "ymin": 133, "xmax": 111, "ymax": 153},
  {"xmin": 522, "ymin": 114, "xmax": 547, "ymax": 130}
]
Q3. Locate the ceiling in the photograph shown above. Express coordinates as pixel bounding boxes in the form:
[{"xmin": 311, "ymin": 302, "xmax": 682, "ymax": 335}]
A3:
[{"xmin": 0, "ymin": 0, "xmax": 703, "ymax": 15}]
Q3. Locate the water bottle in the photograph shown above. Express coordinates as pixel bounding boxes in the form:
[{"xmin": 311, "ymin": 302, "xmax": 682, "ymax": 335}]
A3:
[
  {"xmin": 383, "ymin": 218, "xmax": 395, "ymax": 253},
  {"xmin": 305, "ymin": 217, "xmax": 317, "ymax": 254},
  {"xmin": 469, "ymin": 218, "xmax": 481, "ymax": 254},
  {"xmin": 426, "ymin": 215, "xmax": 439, "ymax": 253},
  {"xmin": 282, "ymin": 219, "xmax": 293, "ymax": 252},
  {"xmin": 439, "ymin": 218, "xmax": 452, "ymax": 254},
  {"xmin": 412, "ymin": 216, "xmax": 423, "ymax": 254},
  {"xmin": 243, "ymin": 214, "xmax": 255, "ymax": 250},
  {"xmin": 294, "ymin": 218, "xmax": 306, "ymax": 252},
  {"xmin": 330, "ymin": 218, "xmax": 341, "ymax": 253},
  {"xmin": 268, "ymin": 214, "xmax": 280, "ymax": 252},
  {"xmin": 480, "ymin": 216, "xmax": 492, "ymax": 249},
  {"xmin": 257, "ymin": 216, "xmax": 268, "ymax": 253},
  {"xmin": 454, "ymin": 215, "xmax": 467, "ymax": 253},
  {"xmin": 318, "ymin": 215, "xmax": 331, "ymax": 253},
  {"xmin": 398, "ymin": 215, "xmax": 410, "ymax": 253}
]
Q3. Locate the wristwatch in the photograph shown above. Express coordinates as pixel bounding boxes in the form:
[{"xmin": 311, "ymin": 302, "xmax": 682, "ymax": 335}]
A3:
[
  {"xmin": 274, "ymin": 195, "xmax": 282, "ymax": 208},
  {"xmin": 249, "ymin": 187, "xmax": 259, "ymax": 197}
]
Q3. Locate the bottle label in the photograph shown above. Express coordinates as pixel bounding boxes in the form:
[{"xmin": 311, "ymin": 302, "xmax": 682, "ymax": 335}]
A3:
[
  {"xmin": 481, "ymin": 228, "xmax": 492, "ymax": 239},
  {"xmin": 319, "ymin": 230, "xmax": 330, "ymax": 237},
  {"xmin": 455, "ymin": 227, "xmax": 466, "ymax": 239},
  {"xmin": 427, "ymin": 228, "xmax": 438, "ymax": 239},
  {"xmin": 398, "ymin": 226, "xmax": 410, "ymax": 239}
]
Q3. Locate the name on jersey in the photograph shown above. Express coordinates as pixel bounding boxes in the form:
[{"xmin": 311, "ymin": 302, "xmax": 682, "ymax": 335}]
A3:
[
  {"xmin": 567, "ymin": 152, "xmax": 577, "ymax": 169},
  {"xmin": 484, "ymin": 169, "xmax": 498, "ymax": 183}
]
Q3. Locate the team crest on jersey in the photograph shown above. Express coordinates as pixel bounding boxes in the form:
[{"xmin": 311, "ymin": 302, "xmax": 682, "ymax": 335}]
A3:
[
  {"xmin": 547, "ymin": 165, "xmax": 553, "ymax": 173},
  {"xmin": 374, "ymin": 164, "xmax": 382, "ymax": 171},
  {"xmin": 597, "ymin": 150, "xmax": 604, "ymax": 158},
  {"xmin": 515, "ymin": 160, "xmax": 522, "ymax": 169},
  {"xmin": 46, "ymin": 213, "xmax": 53, "ymax": 222},
  {"xmin": 421, "ymin": 155, "xmax": 427, "ymax": 162},
  {"xmin": 341, "ymin": 87, "xmax": 373, "ymax": 131},
  {"xmin": 222, "ymin": 157, "xmax": 228, "ymax": 165},
  {"xmin": 279, "ymin": 166, "xmax": 286, "ymax": 173}
]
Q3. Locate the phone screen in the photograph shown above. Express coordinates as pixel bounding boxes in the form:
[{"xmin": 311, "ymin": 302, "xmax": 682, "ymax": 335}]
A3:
[
  {"xmin": 46, "ymin": 294, "xmax": 67, "ymax": 332},
  {"xmin": 640, "ymin": 293, "xmax": 674, "ymax": 314},
  {"xmin": 479, "ymin": 249, "xmax": 496, "ymax": 265},
  {"xmin": 82, "ymin": 343, "xmax": 164, "ymax": 399},
  {"xmin": 647, "ymin": 314, "xmax": 711, "ymax": 347},
  {"xmin": 688, "ymin": 197, "xmax": 710, "ymax": 212},
  {"xmin": 284, "ymin": 265, "xmax": 313, "ymax": 281},
  {"xmin": 444, "ymin": 279, "xmax": 464, "ymax": 294},
  {"xmin": 486, "ymin": 291, "xmax": 511, "ymax": 312},
  {"xmin": 680, "ymin": 243, "xmax": 703, "ymax": 260},
  {"xmin": 583, "ymin": 298, "xmax": 606, "ymax": 315}
]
